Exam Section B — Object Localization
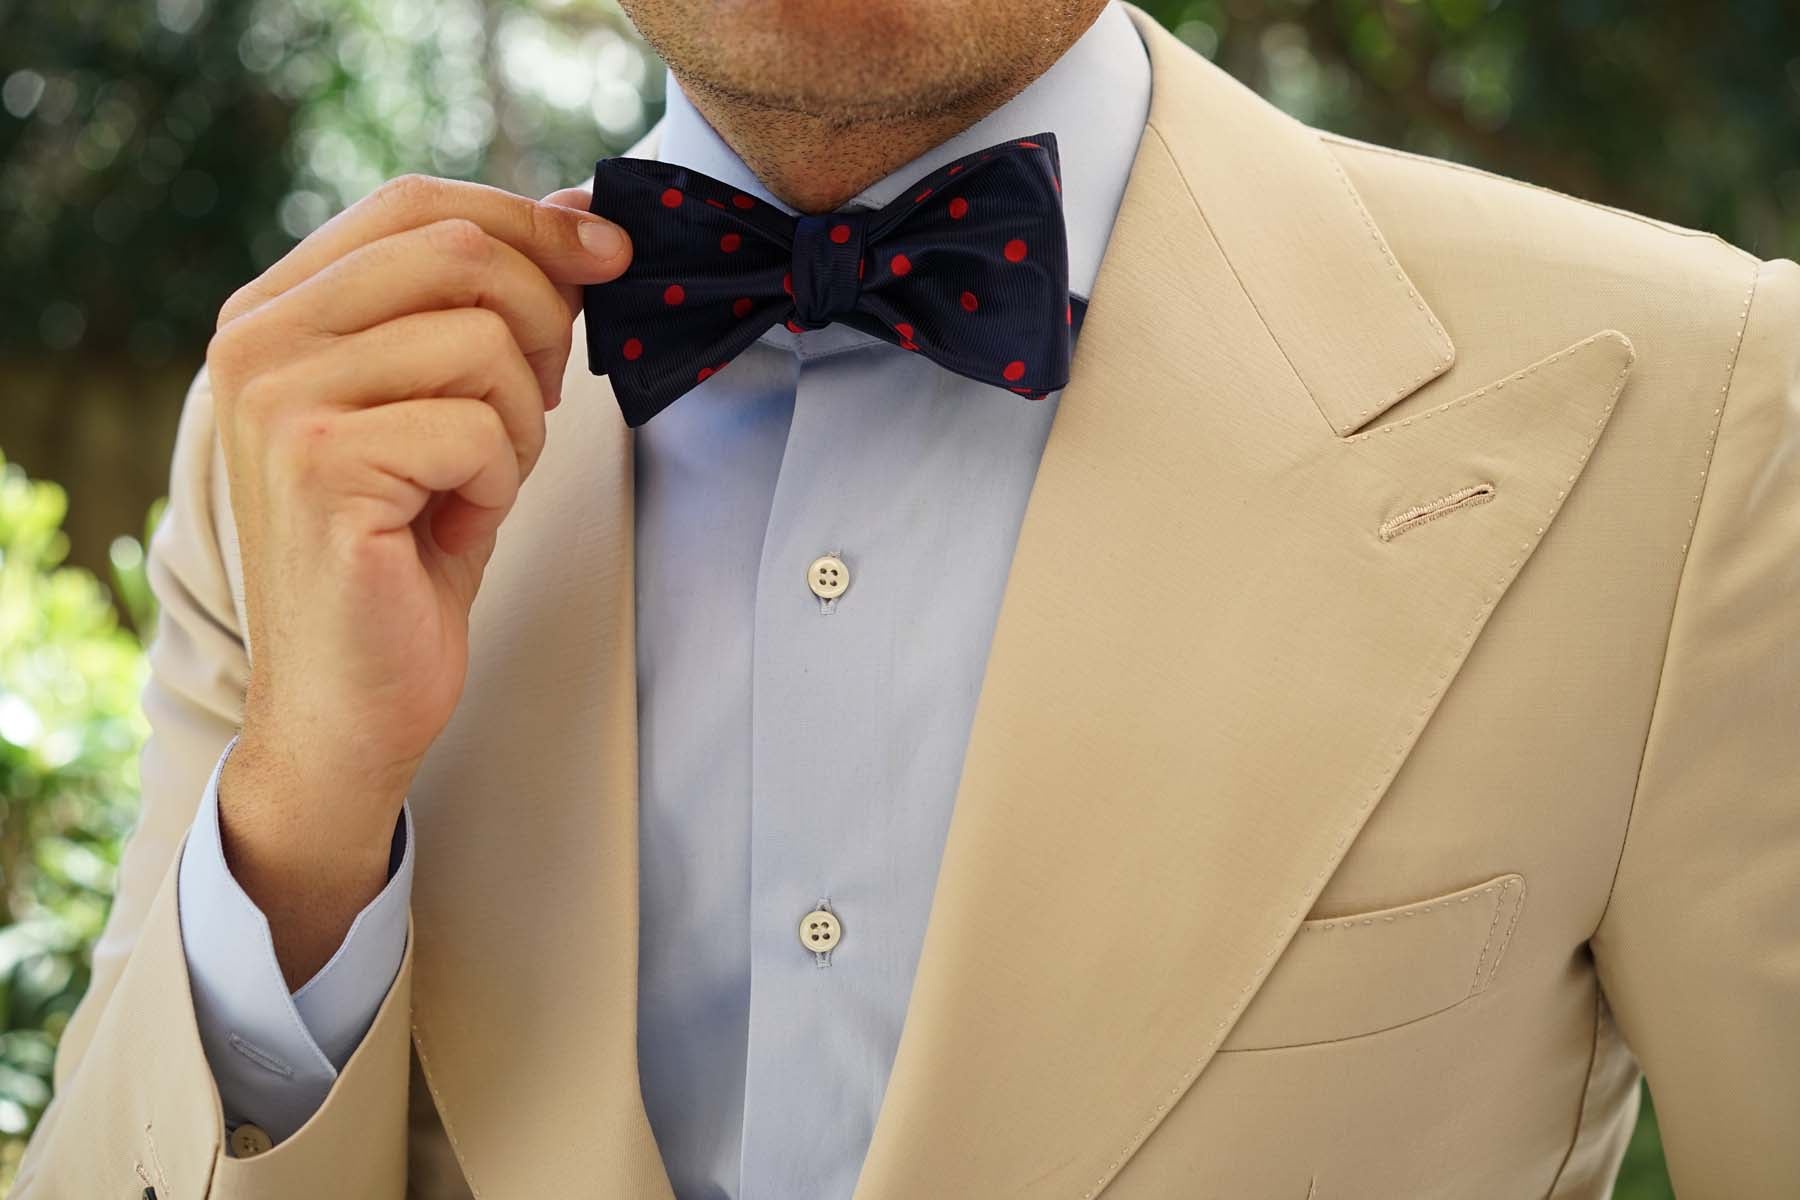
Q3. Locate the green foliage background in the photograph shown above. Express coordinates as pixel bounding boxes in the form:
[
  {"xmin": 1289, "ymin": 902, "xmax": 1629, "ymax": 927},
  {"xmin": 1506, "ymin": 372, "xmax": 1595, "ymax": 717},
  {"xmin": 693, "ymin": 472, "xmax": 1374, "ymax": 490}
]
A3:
[{"xmin": 3, "ymin": 0, "xmax": 1796, "ymax": 1194}]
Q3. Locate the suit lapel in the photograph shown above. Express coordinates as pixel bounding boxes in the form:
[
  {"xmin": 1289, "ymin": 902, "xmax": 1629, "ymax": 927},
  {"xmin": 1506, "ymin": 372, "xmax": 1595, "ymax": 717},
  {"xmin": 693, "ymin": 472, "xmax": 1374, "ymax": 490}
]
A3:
[{"xmin": 850, "ymin": 9, "xmax": 1634, "ymax": 1198}]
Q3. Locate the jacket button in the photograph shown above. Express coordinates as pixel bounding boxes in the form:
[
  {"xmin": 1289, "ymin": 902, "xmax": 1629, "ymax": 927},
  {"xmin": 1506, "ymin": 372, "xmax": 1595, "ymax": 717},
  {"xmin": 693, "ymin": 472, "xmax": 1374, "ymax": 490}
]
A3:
[{"xmin": 229, "ymin": 1122, "xmax": 274, "ymax": 1158}]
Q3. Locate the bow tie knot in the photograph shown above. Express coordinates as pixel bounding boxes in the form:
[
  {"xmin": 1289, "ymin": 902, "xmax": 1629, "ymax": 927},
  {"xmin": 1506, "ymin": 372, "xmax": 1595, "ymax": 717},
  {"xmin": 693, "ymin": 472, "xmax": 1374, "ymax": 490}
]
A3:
[
  {"xmin": 583, "ymin": 132, "xmax": 1080, "ymax": 427},
  {"xmin": 791, "ymin": 212, "xmax": 870, "ymax": 329}
]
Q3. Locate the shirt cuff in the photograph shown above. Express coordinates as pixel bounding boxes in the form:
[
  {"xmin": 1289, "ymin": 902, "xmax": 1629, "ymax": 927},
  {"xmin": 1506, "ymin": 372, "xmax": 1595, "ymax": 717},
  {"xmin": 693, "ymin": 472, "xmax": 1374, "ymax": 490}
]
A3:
[{"xmin": 176, "ymin": 732, "xmax": 414, "ymax": 1143}]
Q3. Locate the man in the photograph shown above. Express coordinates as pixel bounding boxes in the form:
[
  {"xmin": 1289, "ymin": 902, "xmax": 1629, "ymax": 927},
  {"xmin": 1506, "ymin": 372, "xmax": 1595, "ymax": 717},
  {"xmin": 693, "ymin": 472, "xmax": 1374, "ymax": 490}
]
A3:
[{"xmin": 13, "ymin": 0, "xmax": 1799, "ymax": 1196}]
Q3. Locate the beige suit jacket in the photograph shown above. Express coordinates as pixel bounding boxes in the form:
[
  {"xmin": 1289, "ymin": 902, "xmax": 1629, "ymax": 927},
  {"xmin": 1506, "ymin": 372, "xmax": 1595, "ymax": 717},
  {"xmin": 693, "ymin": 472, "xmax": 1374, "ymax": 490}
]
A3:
[{"xmin": 14, "ymin": 9, "xmax": 1799, "ymax": 1198}]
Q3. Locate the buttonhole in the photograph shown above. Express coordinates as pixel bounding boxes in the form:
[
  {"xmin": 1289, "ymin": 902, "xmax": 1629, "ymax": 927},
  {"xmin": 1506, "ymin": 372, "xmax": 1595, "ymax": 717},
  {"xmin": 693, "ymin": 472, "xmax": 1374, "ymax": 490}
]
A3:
[
  {"xmin": 228, "ymin": 1032, "xmax": 296, "ymax": 1079},
  {"xmin": 1378, "ymin": 482, "xmax": 1496, "ymax": 542}
]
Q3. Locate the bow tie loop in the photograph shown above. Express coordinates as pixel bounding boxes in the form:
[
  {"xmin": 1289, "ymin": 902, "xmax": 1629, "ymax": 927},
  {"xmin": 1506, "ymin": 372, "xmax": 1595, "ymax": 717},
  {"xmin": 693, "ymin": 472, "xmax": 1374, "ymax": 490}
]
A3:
[
  {"xmin": 584, "ymin": 133, "xmax": 1078, "ymax": 426},
  {"xmin": 790, "ymin": 212, "xmax": 869, "ymax": 329}
]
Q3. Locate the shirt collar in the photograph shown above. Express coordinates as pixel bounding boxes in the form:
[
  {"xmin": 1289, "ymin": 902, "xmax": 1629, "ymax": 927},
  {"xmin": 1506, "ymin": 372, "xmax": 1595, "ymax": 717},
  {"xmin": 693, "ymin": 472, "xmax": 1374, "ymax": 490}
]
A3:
[{"xmin": 653, "ymin": 0, "xmax": 1150, "ymax": 313}]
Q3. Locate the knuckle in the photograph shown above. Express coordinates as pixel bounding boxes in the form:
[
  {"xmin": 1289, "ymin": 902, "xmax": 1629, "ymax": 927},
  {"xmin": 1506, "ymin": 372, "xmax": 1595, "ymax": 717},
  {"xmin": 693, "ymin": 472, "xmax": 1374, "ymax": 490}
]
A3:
[
  {"xmin": 372, "ymin": 172, "xmax": 441, "ymax": 221},
  {"xmin": 521, "ymin": 200, "xmax": 569, "ymax": 255},
  {"xmin": 462, "ymin": 306, "xmax": 515, "ymax": 356},
  {"xmin": 425, "ymin": 216, "xmax": 490, "ymax": 263},
  {"xmin": 217, "ymin": 281, "xmax": 267, "ymax": 330},
  {"xmin": 205, "ymin": 322, "xmax": 254, "ymax": 396},
  {"xmin": 472, "ymin": 397, "xmax": 509, "ymax": 445}
]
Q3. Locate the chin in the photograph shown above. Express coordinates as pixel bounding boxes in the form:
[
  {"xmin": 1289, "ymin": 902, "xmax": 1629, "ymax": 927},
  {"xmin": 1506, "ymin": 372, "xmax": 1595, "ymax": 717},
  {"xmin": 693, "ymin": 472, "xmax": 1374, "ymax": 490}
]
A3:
[{"xmin": 622, "ymin": 0, "xmax": 1072, "ymax": 117}]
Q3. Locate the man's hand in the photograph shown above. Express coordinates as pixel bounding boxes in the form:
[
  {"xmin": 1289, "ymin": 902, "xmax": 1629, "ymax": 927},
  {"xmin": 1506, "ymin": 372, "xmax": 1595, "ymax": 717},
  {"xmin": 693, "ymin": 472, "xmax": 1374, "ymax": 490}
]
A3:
[{"xmin": 203, "ymin": 175, "xmax": 629, "ymax": 987}]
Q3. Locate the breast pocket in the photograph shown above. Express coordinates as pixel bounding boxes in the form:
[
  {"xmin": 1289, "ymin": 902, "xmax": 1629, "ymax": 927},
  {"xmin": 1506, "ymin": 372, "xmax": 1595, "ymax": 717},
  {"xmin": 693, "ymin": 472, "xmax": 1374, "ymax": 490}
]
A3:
[{"xmin": 1219, "ymin": 873, "xmax": 1525, "ymax": 1052}]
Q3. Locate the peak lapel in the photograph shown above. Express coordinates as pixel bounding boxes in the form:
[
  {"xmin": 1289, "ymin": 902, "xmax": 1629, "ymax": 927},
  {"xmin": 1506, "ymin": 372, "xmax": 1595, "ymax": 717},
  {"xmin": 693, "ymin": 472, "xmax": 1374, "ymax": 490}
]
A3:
[{"xmin": 851, "ymin": 10, "xmax": 1635, "ymax": 1199}]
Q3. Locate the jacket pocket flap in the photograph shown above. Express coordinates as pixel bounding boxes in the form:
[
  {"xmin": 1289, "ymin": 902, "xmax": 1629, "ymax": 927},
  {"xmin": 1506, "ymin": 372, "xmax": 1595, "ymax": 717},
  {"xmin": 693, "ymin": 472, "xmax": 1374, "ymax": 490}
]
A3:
[{"xmin": 1220, "ymin": 873, "xmax": 1525, "ymax": 1052}]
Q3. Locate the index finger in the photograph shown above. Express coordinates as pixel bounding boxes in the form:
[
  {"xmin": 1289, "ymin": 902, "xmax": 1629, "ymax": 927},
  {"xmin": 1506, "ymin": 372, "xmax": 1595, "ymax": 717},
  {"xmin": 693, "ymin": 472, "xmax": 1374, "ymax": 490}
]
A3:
[{"xmin": 220, "ymin": 174, "xmax": 630, "ymax": 329}]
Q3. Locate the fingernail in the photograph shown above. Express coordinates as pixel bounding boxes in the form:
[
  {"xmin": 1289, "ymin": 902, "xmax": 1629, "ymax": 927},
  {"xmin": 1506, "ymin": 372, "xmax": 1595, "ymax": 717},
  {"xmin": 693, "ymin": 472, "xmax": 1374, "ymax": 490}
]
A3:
[{"xmin": 577, "ymin": 218, "xmax": 623, "ymax": 260}]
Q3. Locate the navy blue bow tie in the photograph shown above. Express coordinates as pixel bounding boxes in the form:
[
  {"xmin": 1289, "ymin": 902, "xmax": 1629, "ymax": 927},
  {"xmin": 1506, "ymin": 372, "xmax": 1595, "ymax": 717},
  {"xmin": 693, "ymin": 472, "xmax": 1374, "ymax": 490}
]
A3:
[{"xmin": 582, "ymin": 132, "xmax": 1080, "ymax": 427}]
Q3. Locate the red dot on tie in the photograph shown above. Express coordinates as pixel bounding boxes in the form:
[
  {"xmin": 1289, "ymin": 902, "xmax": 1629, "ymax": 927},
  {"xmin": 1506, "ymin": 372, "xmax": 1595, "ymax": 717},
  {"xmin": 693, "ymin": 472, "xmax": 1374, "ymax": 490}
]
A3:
[
  {"xmin": 697, "ymin": 366, "xmax": 715, "ymax": 382},
  {"xmin": 783, "ymin": 272, "xmax": 793, "ymax": 295},
  {"xmin": 901, "ymin": 341, "xmax": 919, "ymax": 351},
  {"xmin": 621, "ymin": 337, "xmax": 643, "ymax": 361},
  {"xmin": 829, "ymin": 223, "xmax": 851, "ymax": 244},
  {"xmin": 1010, "ymin": 386, "xmax": 1033, "ymax": 395},
  {"xmin": 895, "ymin": 322, "xmax": 914, "ymax": 340},
  {"xmin": 890, "ymin": 253, "xmax": 912, "ymax": 276},
  {"xmin": 914, "ymin": 188, "xmax": 934, "ymax": 203},
  {"xmin": 705, "ymin": 197, "xmax": 726, "ymax": 210},
  {"xmin": 785, "ymin": 319, "xmax": 805, "ymax": 334},
  {"xmin": 1003, "ymin": 360, "xmax": 1026, "ymax": 381},
  {"xmin": 732, "ymin": 297, "xmax": 753, "ymax": 318},
  {"xmin": 660, "ymin": 188, "xmax": 682, "ymax": 209},
  {"xmin": 948, "ymin": 197, "xmax": 969, "ymax": 220},
  {"xmin": 858, "ymin": 258, "xmax": 866, "ymax": 279},
  {"xmin": 1017, "ymin": 140, "xmax": 1042, "ymax": 149},
  {"xmin": 732, "ymin": 193, "xmax": 755, "ymax": 210},
  {"xmin": 720, "ymin": 232, "xmax": 742, "ymax": 253},
  {"xmin": 947, "ymin": 164, "xmax": 963, "ymax": 175},
  {"xmin": 1004, "ymin": 238, "xmax": 1027, "ymax": 262},
  {"xmin": 663, "ymin": 283, "xmax": 685, "ymax": 306},
  {"xmin": 960, "ymin": 290, "xmax": 978, "ymax": 312}
]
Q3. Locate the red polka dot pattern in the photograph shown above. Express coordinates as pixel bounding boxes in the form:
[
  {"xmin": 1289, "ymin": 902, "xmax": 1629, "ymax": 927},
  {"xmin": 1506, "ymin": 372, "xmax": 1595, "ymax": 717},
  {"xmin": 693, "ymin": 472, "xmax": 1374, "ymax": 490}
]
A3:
[{"xmin": 585, "ymin": 128, "xmax": 1078, "ymax": 428}]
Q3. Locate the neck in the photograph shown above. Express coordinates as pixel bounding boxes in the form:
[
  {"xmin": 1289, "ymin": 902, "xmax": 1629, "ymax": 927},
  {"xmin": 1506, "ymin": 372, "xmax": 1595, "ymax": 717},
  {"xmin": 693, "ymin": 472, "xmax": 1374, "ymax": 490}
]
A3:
[{"xmin": 672, "ymin": 71, "xmax": 1047, "ymax": 214}]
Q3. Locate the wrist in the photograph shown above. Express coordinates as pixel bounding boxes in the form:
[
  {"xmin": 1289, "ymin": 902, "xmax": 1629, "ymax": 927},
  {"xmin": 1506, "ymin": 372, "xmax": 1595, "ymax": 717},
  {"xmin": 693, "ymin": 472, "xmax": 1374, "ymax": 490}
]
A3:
[{"xmin": 216, "ymin": 729, "xmax": 409, "ymax": 987}]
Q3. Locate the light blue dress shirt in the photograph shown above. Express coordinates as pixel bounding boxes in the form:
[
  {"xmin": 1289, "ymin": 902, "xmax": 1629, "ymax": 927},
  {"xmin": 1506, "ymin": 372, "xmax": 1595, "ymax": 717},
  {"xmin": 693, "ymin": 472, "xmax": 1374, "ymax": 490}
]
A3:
[{"xmin": 174, "ymin": 6, "xmax": 1150, "ymax": 1194}]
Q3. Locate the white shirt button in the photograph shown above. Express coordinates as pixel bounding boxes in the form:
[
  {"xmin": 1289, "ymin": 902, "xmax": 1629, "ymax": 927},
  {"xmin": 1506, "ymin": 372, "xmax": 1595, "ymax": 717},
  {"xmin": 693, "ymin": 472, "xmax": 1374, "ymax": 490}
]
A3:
[
  {"xmin": 807, "ymin": 554, "xmax": 849, "ymax": 599},
  {"xmin": 229, "ymin": 1122, "xmax": 274, "ymax": 1158},
  {"xmin": 799, "ymin": 908, "xmax": 842, "ymax": 953}
]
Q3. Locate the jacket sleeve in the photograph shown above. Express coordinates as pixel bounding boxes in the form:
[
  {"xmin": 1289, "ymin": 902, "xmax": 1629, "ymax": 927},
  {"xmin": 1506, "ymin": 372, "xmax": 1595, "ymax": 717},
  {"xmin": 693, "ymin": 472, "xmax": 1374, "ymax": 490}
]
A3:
[
  {"xmin": 1589, "ymin": 254, "xmax": 1800, "ymax": 1198},
  {"xmin": 9, "ymin": 366, "xmax": 415, "ymax": 1200}
]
